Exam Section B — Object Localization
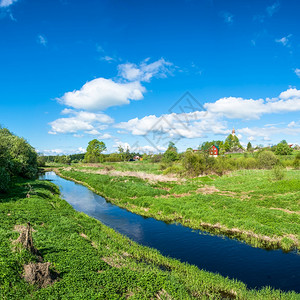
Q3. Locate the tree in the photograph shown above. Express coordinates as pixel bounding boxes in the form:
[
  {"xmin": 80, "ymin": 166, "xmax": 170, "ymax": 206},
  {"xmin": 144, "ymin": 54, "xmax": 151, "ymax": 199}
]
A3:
[
  {"xmin": 0, "ymin": 127, "xmax": 38, "ymax": 192},
  {"xmin": 275, "ymin": 142, "xmax": 292, "ymax": 155},
  {"xmin": 257, "ymin": 151, "xmax": 278, "ymax": 169},
  {"xmin": 162, "ymin": 141, "xmax": 178, "ymax": 164},
  {"xmin": 247, "ymin": 142, "xmax": 252, "ymax": 152},
  {"xmin": 85, "ymin": 139, "xmax": 107, "ymax": 163},
  {"xmin": 225, "ymin": 134, "xmax": 243, "ymax": 152}
]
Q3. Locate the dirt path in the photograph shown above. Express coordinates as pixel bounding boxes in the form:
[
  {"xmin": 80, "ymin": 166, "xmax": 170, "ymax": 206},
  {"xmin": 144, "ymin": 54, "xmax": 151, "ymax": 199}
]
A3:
[{"xmin": 67, "ymin": 167, "xmax": 183, "ymax": 183}]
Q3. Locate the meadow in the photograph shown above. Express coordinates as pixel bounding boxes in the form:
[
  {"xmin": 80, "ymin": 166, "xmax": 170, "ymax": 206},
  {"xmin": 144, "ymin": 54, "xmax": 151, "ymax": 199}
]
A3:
[
  {"xmin": 2, "ymin": 177, "xmax": 299, "ymax": 299},
  {"xmin": 59, "ymin": 166, "xmax": 300, "ymax": 251}
]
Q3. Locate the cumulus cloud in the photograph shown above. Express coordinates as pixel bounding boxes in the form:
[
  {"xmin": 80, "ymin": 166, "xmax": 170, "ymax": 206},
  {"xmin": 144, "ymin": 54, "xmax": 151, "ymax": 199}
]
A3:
[
  {"xmin": 204, "ymin": 88, "xmax": 300, "ymax": 120},
  {"xmin": 116, "ymin": 111, "xmax": 229, "ymax": 139},
  {"xmin": 118, "ymin": 58, "xmax": 173, "ymax": 82},
  {"xmin": 294, "ymin": 68, "xmax": 300, "ymax": 78},
  {"xmin": 114, "ymin": 141, "xmax": 166, "ymax": 154},
  {"xmin": 115, "ymin": 88, "xmax": 300, "ymax": 141},
  {"xmin": 57, "ymin": 78, "xmax": 145, "ymax": 111},
  {"xmin": 0, "ymin": 0, "xmax": 17, "ymax": 7},
  {"xmin": 40, "ymin": 147, "xmax": 86, "ymax": 156},
  {"xmin": 49, "ymin": 110, "xmax": 113, "ymax": 135}
]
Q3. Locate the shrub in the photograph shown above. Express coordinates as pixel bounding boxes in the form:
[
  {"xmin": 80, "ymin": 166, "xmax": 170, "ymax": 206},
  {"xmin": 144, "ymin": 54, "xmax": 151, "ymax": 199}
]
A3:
[
  {"xmin": 212, "ymin": 157, "xmax": 234, "ymax": 175},
  {"xmin": 163, "ymin": 164, "xmax": 185, "ymax": 176},
  {"xmin": 271, "ymin": 165, "xmax": 286, "ymax": 181},
  {"xmin": 293, "ymin": 152, "xmax": 300, "ymax": 169},
  {"xmin": 182, "ymin": 151, "xmax": 206, "ymax": 177},
  {"xmin": 151, "ymin": 154, "xmax": 163, "ymax": 163},
  {"xmin": 275, "ymin": 143, "xmax": 293, "ymax": 155},
  {"xmin": 0, "ymin": 167, "xmax": 10, "ymax": 192},
  {"xmin": 257, "ymin": 151, "xmax": 278, "ymax": 169}
]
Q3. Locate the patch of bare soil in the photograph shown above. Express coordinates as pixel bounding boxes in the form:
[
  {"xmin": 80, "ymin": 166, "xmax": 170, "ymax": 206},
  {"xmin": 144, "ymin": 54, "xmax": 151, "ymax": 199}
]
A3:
[
  {"xmin": 23, "ymin": 262, "xmax": 58, "ymax": 288},
  {"xmin": 72, "ymin": 168, "xmax": 182, "ymax": 183},
  {"xmin": 196, "ymin": 185, "xmax": 220, "ymax": 194},
  {"xmin": 269, "ymin": 207, "xmax": 300, "ymax": 215},
  {"xmin": 155, "ymin": 289, "xmax": 172, "ymax": 300},
  {"xmin": 101, "ymin": 255, "xmax": 126, "ymax": 268},
  {"xmin": 14, "ymin": 223, "xmax": 37, "ymax": 254},
  {"xmin": 13, "ymin": 223, "xmax": 59, "ymax": 288}
]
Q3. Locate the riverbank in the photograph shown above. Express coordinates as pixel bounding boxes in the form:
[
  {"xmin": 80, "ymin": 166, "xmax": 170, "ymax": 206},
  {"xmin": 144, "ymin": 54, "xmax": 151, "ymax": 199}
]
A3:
[
  {"xmin": 57, "ymin": 166, "xmax": 300, "ymax": 251},
  {"xmin": 0, "ymin": 177, "xmax": 298, "ymax": 298}
]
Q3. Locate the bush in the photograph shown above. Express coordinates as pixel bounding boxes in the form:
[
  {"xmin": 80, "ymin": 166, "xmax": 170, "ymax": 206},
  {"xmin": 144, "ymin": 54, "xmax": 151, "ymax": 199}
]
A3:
[
  {"xmin": 257, "ymin": 151, "xmax": 278, "ymax": 169},
  {"xmin": 293, "ymin": 152, "xmax": 300, "ymax": 169},
  {"xmin": 182, "ymin": 151, "xmax": 206, "ymax": 177},
  {"xmin": 271, "ymin": 165, "xmax": 286, "ymax": 181},
  {"xmin": 162, "ymin": 149, "xmax": 178, "ymax": 164},
  {"xmin": 0, "ymin": 167, "xmax": 10, "ymax": 192},
  {"xmin": 163, "ymin": 164, "xmax": 185, "ymax": 176},
  {"xmin": 212, "ymin": 157, "xmax": 234, "ymax": 176},
  {"xmin": 275, "ymin": 143, "xmax": 293, "ymax": 155},
  {"xmin": 151, "ymin": 154, "xmax": 163, "ymax": 163}
]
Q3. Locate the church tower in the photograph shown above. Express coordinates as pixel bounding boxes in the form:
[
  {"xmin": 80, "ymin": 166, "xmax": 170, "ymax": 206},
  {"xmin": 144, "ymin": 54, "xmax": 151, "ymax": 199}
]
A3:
[{"xmin": 232, "ymin": 128, "xmax": 235, "ymax": 136}]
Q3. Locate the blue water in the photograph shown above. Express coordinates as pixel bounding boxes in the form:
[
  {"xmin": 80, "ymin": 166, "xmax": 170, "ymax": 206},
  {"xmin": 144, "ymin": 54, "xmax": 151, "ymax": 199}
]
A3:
[{"xmin": 40, "ymin": 172, "xmax": 300, "ymax": 293}]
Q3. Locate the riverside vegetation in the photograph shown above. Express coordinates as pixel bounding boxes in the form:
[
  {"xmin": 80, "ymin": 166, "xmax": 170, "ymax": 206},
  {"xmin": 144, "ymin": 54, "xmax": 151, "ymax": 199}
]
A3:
[
  {"xmin": 1, "ymin": 128, "xmax": 300, "ymax": 298},
  {"xmin": 1, "ymin": 176, "xmax": 299, "ymax": 299}
]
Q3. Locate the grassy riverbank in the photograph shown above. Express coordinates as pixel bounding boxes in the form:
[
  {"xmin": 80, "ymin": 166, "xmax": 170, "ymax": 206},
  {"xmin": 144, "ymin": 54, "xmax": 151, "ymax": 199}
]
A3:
[
  {"xmin": 59, "ymin": 167, "xmax": 300, "ymax": 251},
  {"xmin": 0, "ymin": 177, "xmax": 299, "ymax": 299}
]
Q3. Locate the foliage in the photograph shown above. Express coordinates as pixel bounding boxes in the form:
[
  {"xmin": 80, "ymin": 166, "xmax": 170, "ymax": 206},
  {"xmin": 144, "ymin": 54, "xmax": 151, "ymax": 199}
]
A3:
[
  {"xmin": 162, "ymin": 142, "xmax": 179, "ymax": 164},
  {"xmin": 247, "ymin": 142, "xmax": 253, "ymax": 152},
  {"xmin": 0, "ymin": 167, "xmax": 10, "ymax": 192},
  {"xmin": 63, "ymin": 168, "xmax": 300, "ymax": 252},
  {"xmin": 0, "ymin": 127, "xmax": 38, "ymax": 192},
  {"xmin": 257, "ymin": 151, "xmax": 278, "ymax": 169},
  {"xmin": 1, "ymin": 177, "xmax": 297, "ymax": 298},
  {"xmin": 293, "ymin": 152, "xmax": 300, "ymax": 169},
  {"xmin": 182, "ymin": 151, "xmax": 206, "ymax": 177},
  {"xmin": 271, "ymin": 165, "xmax": 286, "ymax": 181},
  {"xmin": 85, "ymin": 139, "xmax": 107, "ymax": 163},
  {"xmin": 225, "ymin": 134, "xmax": 243, "ymax": 152},
  {"xmin": 275, "ymin": 143, "xmax": 293, "ymax": 155}
]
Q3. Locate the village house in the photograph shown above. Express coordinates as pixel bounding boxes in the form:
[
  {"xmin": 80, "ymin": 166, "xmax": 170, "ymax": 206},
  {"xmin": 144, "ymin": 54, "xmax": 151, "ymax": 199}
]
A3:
[{"xmin": 209, "ymin": 145, "xmax": 219, "ymax": 157}]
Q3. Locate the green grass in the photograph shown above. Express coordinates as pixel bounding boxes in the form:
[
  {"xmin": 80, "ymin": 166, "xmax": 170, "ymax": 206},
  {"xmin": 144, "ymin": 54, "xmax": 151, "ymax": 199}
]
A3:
[
  {"xmin": 60, "ymin": 169, "xmax": 300, "ymax": 251},
  {"xmin": 1, "ymin": 178, "xmax": 298, "ymax": 298},
  {"xmin": 73, "ymin": 160, "xmax": 163, "ymax": 175}
]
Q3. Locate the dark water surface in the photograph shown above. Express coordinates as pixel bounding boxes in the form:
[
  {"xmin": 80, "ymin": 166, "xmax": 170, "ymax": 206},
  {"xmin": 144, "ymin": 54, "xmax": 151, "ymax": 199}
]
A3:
[{"xmin": 40, "ymin": 172, "xmax": 300, "ymax": 293}]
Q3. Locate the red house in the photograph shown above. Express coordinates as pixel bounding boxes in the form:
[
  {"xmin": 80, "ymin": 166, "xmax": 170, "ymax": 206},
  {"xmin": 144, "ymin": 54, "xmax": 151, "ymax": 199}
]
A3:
[{"xmin": 209, "ymin": 145, "xmax": 219, "ymax": 157}]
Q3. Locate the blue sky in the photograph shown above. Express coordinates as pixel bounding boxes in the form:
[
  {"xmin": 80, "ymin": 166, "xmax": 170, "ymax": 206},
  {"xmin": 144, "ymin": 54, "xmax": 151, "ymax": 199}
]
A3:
[{"xmin": 0, "ymin": 0, "xmax": 300, "ymax": 154}]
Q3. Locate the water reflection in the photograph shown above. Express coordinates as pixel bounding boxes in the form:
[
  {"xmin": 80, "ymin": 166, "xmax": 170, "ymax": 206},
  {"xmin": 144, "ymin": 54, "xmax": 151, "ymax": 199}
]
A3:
[{"xmin": 40, "ymin": 172, "xmax": 300, "ymax": 292}]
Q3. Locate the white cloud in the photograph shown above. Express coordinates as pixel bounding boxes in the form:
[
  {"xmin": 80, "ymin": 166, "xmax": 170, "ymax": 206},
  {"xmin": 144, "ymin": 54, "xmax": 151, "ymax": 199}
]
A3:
[
  {"xmin": 37, "ymin": 35, "xmax": 47, "ymax": 47},
  {"xmin": 294, "ymin": 68, "xmax": 300, "ymax": 78},
  {"xmin": 116, "ymin": 111, "xmax": 229, "ymax": 139},
  {"xmin": 57, "ymin": 78, "xmax": 145, "ymax": 111},
  {"xmin": 115, "ymin": 88, "xmax": 300, "ymax": 141},
  {"xmin": 275, "ymin": 34, "xmax": 292, "ymax": 47},
  {"xmin": 204, "ymin": 88, "xmax": 300, "ymax": 120},
  {"xmin": 55, "ymin": 58, "xmax": 173, "ymax": 114},
  {"xmin": 41, "ymin": 147, "xmax": 86, "ymax": 156},
  {"xmin": 113, "ymin": 141, "xmax": 166, "ymax": 154},
  {"xmin": 49, "ymin": 110, "xmax": 113, "ymax": 134},
  {"xmin": 118, "ymin": 58, "xmax": 173, "ymax": 82},
  {"xmin": 100, "ymin": 56, "xmax": 115, "ymax": 62},
  {"xmin": 0, "ymin": 0, "xmax": 17, "ymax": 8},
  {"xmin": 266, "ymin": 1, "xmax": 280, "ymax": 16}
]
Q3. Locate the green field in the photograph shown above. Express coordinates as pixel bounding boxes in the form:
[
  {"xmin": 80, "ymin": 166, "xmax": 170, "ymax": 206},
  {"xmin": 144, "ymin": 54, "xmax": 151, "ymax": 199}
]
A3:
[
  {"xmin": 2, "ymin": 178, "xmax": 299, "ymax": 299},
  {"xmin": 59, "ymin": 167, "xmax": 300, "ymax": 251}
]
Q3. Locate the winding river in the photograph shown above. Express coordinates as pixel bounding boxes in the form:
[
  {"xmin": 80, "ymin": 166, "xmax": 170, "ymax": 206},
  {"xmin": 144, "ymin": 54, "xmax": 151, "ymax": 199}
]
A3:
[{"xmin": 40, "ymin": 172, "xmax": 300, "ymax": 293}]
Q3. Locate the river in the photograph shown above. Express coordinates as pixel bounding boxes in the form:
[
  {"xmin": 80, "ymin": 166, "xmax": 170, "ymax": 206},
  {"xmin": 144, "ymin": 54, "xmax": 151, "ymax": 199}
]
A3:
[{"xmin": 40, "ymin": 171, "xmax": 300, "ymax": 293}]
